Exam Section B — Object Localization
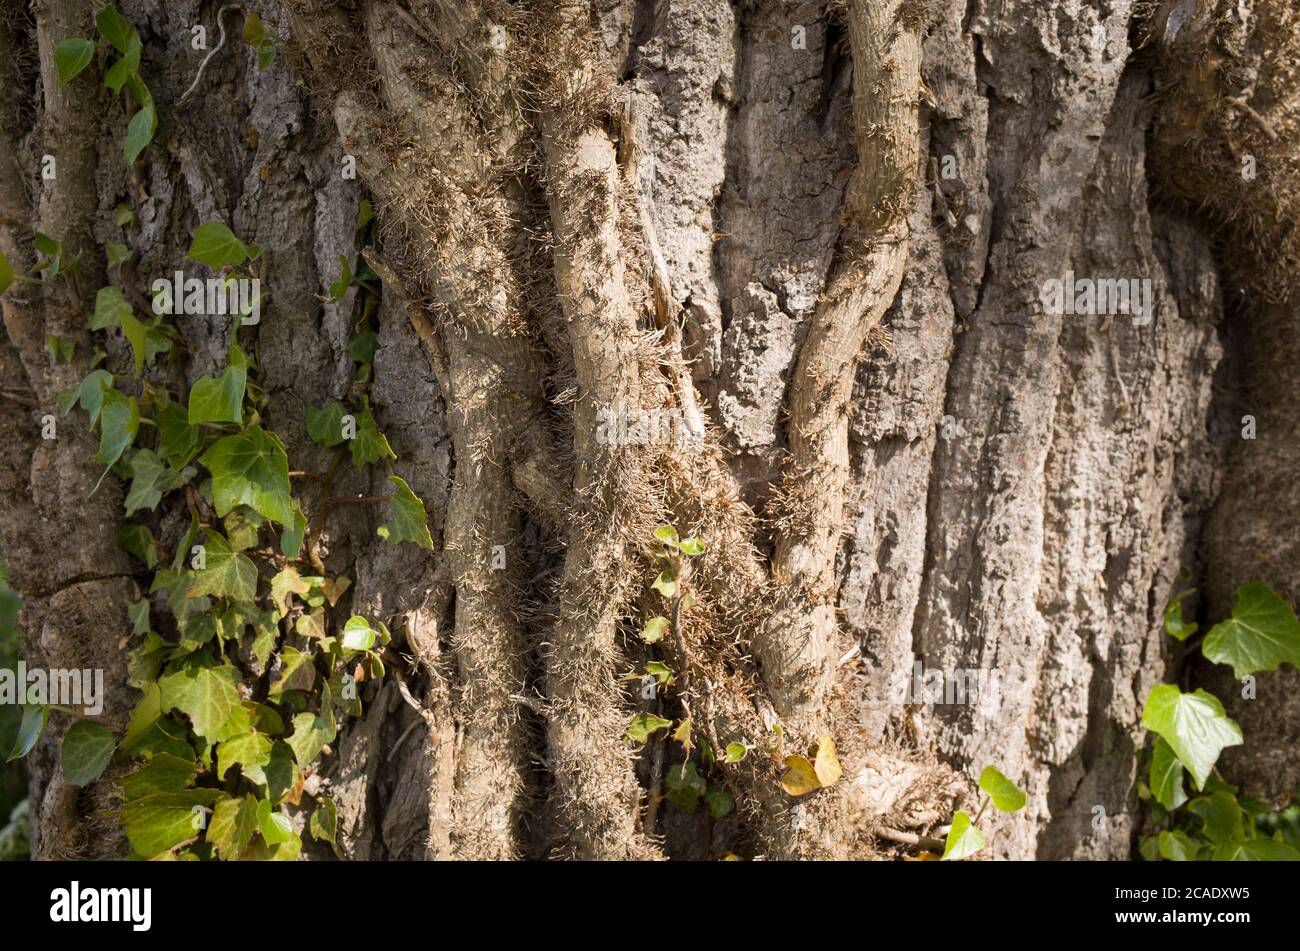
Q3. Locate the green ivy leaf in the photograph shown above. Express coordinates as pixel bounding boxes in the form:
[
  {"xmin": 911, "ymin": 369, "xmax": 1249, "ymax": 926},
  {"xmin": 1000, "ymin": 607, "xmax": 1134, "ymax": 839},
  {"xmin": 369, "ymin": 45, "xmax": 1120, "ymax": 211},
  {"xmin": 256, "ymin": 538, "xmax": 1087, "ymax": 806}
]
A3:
[
  {"xmin": 1149, "ymin": 737, "xmax": 1188, "ymax": 811},
  {"xmin": 305, "ymin": 400, "xmax": 347, "ymax": 447},
  {"xmin": 641, "ymin": 616, "xmax": 669, "ymax": 643},
  {"xmin": 207, "ymin": 794, "xmax": 258, "ymax": 859},
  {"xmin": 270, "ymin": 645, "xmax": 317, "ymax": 695},
  {"xmin": 1158, "ymin": 829, "xmax": 1200, "ymax": 861},
  {"xmin": 376, "ymin": 476, "xmax": 433, "ymax": 549},
  {"xmin": 665, "ymin": 761, "xmax": 707, "ymax": 815},
  {"xmin": 0, "ymin": 249, "xmax": 14, "ymax": 294},
  {"xmin": 94, "ymin": 388, "xmax": 139, "ymax": 466},
  {"xmin": 158, "ymin": 663, "xmax": 241, "ymax": 741},
  {"xmin": 1141, "ymin": 684, "xmax": 1243, "ymax": 790},
  {"xmin": 216, "ymin": 731, "xmax": 273, "ymax": 782},
  {"xmin": 340, "ymin": 616, "xmax": 376, "ymax": 652},
  {"xmin": 1164, "ymin": 589, "xmax": 1198, "ymax": 641},
  {"xmin": 7, "ymin": 704, "xmax": 47, "ymax": 761},
  {"xmin": 285, "ymin": 698, "xmax": 336, "ymax": 767},
  {"xmin": 705, "ymin": 785, "xmax": 734, "ymax": 819},
  {"xmin": 347, "ymin": 330, "xmax": 377, "ymax": 364},
  {"xmin": 122, "ymin": 789, "xmax": 222, "ymax": 857},
  {"xmin": 123, "ymin": 107, "xmax": 154, "ymax": 164},
  {"xmin": 200, "ymin": 427, "xmax": 293, "ymax": 525},
  {"xmin": 679, "ymin": 537, "xmax": 705, "ymax": 556},
  {"xmin": 1187, "ymin": 791, "xmax": 1244, "ymax": 845},
  {"xmin": 350, "ymin": 397, "xmax": 395, "ymax": 467},
  {"xmin": 941, "ymin": 810, "xmax": 985, "ymax": 860},
  {"xmin": 94, "ymin": 5, "xmax": 136, "ymax": 54},
  {"xmin": 1202, "ymin": 582, "xmax": 1300, "ymax": 679},
  {"xmin": 119, "ymin": 752, "xmax": 197, "ymax": 799},
  {"xmin": 256, "ymin": 797, "xmax": 293, "ymax": 846},
  {"xmin": 54, "ymin": 38, "xmax": 95, "ymax": 85},
  {"xmin": 244, "ymin": 740, "xmax": 298, "ymax": 803},
  {"xmin": 309, "ymin": 796, "xmax": 338, "ymax": 846},
  {"xmin": 77, "ymin": 369, "xmax": 113, "ymax": 424},
  {"xmin": 723, "ymin": 742, "xmax": 749, "ymax": 764},
  {"xmin": 651, "ymin": 569, "xmax": 677, "ymax": 598},
  {"xmin": 187, "ymin": 532, "xmax": 258, "ymax": 602},
  {"xmin": 188, "ymin": 364, "xmax": 246, "ymax": 425},
  {"xmin": 625, "ymin": 713, "xmax": 672, "ymax": 743},
  {"xmin": 124, "ymin": 449, "xmax": 182, "ymax": 516},
  {"xmin": 60, "ymin": 720, "xmax": 116, "ymax": 786},
  {"xmin": 654, "ymin": 524, "xmax": 679, "ymax": 547},
  {"xmin": 187, "ymin": 221, "xmax": 248, "ymax": 270},
  {"xmin": 116, "ymin": 523, "xmax": 158, "ymax": 568},
  {"xmin": 978, "ymin": 765, "xmax": 1026, "ymax": 812},
  {"xmin": 1212, "ymin": 839, "xmax": 1300, "ymax": 861}
]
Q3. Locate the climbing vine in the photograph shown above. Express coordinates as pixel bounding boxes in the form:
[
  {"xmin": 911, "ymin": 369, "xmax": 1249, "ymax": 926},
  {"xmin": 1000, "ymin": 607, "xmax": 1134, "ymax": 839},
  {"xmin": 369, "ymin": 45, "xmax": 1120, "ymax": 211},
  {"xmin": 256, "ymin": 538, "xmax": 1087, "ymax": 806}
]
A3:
[
  {"xmin": 2, "ymin": 4, "xmax": 434, "ymax": 859},
  {"xmin": 1139, "ymin": 580, "xmax": 1300, "ymax": 861}
]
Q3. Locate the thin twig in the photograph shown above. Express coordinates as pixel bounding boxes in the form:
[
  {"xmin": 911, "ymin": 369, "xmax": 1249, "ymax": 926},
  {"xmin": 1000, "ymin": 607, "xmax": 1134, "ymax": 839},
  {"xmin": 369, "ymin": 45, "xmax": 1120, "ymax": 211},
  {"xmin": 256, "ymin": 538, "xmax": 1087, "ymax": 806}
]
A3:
[{"xmin": 177, "ymin": 5, "xmax": 242, "ymax": 107}]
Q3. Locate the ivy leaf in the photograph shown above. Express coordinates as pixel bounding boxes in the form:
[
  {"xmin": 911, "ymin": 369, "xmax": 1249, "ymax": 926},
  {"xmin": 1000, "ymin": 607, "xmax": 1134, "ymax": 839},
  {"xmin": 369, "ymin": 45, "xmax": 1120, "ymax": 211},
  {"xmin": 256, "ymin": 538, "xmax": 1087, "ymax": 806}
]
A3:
[
  {"xmin": 665, "ymin": 761, "xmax": 707, "ymax": 815},
  {"xmin": 978, "ymin": 765, "xmax": 1027, "ymax": 812},
  {"xmin": 679, "ymin": 537, "xmax": 705, "ymax": 556},
  {"xmin": 216, "ymin": 732, "xmax": 273, "ymax": 782},
  {"xmin": 285, "ymin": 698, "xmax": 336, "ymax": 767},
  {"xmin": 188, "ymin": 364, "xmax": 246, "ymax": 425},
  {"xmin": 347, "ymin": 330, "xmax": 377, "ymax": 363},
  {"xmin": 673, "ymin": 719, "xmax": 694, "ymax": 756},
  {"xmin": 117, "ymin": 523, "xmax": 158, "ymax": 568},
  {"xmin": 244, "ymin": 741, "xmax": 298, "ymax": 803},
  {"xmin": 813, "ymin": 735, "xmax": 842, "ymax": 788},
  {"xmin": 779, "ymin": 754, "xmax": 821, "ymax": 796},
  {"xmin": 376, "ymin": 476, "xmax": 433, "ymax": 549},
  {"xmin": 121, "ymin": 789, "xmax": 222, "ymax": 858},
  {"xmin": 94, "ymin": 5, "xmax": 136, "ymax": 54},
  {"xmin": 723, "ymin": 742, "xmax": 749, "ymax": 764},
  {"xmin": 280, "ymin": 500, "xmax": 308, "ymax": 560},
  {"xmin": 1212, "ymin": 839, "xmax": 1300, "ymax": 861},
  {"xmin": 1188, "ymin": 791, "xmax": 1244, "ymax": 845},
  {"xmin": 207, "ymin": 794, "xmax": 258, "ymax": 859},
  {"xmin": 269, "ymin": 645, "xmax": 317, "ymax": 696},
  {"xmin": 705, "ymin": 786, "xmax": 734, "ymax": 819},
  {"xmin": 340, "ymin": 616, "xmax": 376, "ymax": 652},
  {"xmin": 256, "ymin": 797, "xmax": 294, "ymax": 846},
  {"xmin": 187, "ymin": 532, "xmax": 257, "ymax": 602},
  {"xmin": 200, "ymin": 427, "xmax": 293, "ymax": 525},
  {"xmin": 652, "ymin": 569, "xmax": 677, "ymax": 599},
  {"xmin": 123, "ymin": 107, "xmax": 154, "ymax": 164},
  {"xmin": 1141, "ymin": 684, "xmax": 1243, "ymax": 790},
  {"xmin": 641, "ymin": 616, "xmax": 669, "ymax": 643},
  {"xmin": 654, "ymin": 524, "xmax": 679, "ymax": 547},
  {"xmin": 309, "ymin": 795, "xmax": 338, "ymax": 846},
  {"xmin": 124, "ymin": 449, "xmax": 181, "ymax": 516},
  {"xmin": 61, "ymin": 720, "xmax": 117, "ymax": 786},
  {"xmin": 158, "ymin": 663, "xmax": 241, "ymax": 740},
  {"xmin": 54, "ymin": 38, "xmax": 95, "ymax": 85},
  {"xmin": 94, "ymin": 388, "xmax": 138, "ymax": 466},
  {"xmin": 350, "ymin": 397, "xmax": 395, "ymax": 467},
  {"xmin": 1201, "ymin": 582, "xmax": 1300, "ymax": 679},
  {"xmin": 119, "ymin": 753, "xmax": 197, "ymax": 799},
  {"xmin": 625, "ymin": 713, "xmax": 672, "ymax": 743},
  {"xmin": 242, "ymin": 10, "xmax": 266, "ymax": 45},
  {"xmin": 187, "ymin": 221, "xmax": 248, "ymax": 270},
  {"xmin": 1158, "ymin": 829, "xmax": 1200, "ymax": 861},
  {"xmin": 270, "ymin": 566, "xmax": 309, "ymax": 618},
  {"xmin": 941, "ymin": 810, "xmax": 985, "ymax": 860},
  {"xmin": 7, "ymin": 704, "xmax": 48, "ymax": 761},
  {"xmin": 77, "ymin": 369, "xmax": 114, "ymax": 424},
  {"xmin": 1164, "ymin": 589, "xmax": 1198, "ymax": 641},
  {"xmin": 0, "ymin": 249, "xmax": 14, "ymax": 294},
  {"xmin": 154, "ymin": 402, "xmax": 199, "ymax": 466},
  {"xmin": 1149, "ymin": 737, "xmax": 1188, "ymax": 811},
  {"xmin": 305, "ymin": 400, "xmax": 347, "ymax": 447}
]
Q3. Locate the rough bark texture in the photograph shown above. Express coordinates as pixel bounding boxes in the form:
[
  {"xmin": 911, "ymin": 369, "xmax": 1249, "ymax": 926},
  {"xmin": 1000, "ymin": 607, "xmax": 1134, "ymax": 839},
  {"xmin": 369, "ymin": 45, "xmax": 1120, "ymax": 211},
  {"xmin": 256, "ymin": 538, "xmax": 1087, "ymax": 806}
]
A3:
[{"xmin": 0, "ymin": 0, "xmax": 1295, "ymax": 861}]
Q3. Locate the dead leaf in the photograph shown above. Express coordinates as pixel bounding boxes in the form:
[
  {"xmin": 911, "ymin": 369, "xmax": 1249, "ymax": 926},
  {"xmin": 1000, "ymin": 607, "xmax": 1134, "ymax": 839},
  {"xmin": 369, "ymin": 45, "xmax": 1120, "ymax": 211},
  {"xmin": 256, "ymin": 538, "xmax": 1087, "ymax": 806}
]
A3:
[
  {"xmin": 780, "ymin": 755, "xmax": 821, "ymax": 796},
  {"xmin": 813, "ymin": 734, "xmax": 842, "ymax": 788}
]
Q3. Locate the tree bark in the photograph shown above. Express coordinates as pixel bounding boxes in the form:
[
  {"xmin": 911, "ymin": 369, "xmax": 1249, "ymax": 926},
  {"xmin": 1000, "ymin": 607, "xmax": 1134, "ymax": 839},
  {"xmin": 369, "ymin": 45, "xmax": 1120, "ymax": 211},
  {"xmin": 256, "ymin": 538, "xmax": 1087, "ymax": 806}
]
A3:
[{"xmin": 0, "ymin": 0, "xmax": 1295, "ymax": 861}]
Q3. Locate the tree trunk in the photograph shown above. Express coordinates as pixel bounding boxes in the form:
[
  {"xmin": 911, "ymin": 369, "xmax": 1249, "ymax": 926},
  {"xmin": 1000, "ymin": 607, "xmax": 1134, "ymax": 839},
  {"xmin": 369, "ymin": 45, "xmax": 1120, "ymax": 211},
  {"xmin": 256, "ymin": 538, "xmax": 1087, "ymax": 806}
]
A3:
[{"xmin": 0, "ymin": 0, "xmax": 1293, "ymax": 860}]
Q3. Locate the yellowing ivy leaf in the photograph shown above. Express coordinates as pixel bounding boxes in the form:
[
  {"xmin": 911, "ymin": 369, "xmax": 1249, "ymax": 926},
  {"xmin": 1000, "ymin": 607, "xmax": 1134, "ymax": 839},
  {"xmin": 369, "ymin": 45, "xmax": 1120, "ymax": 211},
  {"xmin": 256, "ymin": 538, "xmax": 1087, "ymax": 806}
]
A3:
[
  {"xmin": 813, "ymin": 735, "xmax": 842, "ymax": 788},
  {"xmin": 780, "ymin": 754, "xmax": 821, "ymax": 797}
]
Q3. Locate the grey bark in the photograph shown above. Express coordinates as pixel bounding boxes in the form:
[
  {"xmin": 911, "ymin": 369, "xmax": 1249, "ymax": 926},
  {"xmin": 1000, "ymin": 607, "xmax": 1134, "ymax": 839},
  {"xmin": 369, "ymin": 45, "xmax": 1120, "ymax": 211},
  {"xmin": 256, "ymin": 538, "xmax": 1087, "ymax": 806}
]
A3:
[{"xmin": 0, "ymin": 0, "xmax": 1292, "ymax": 860}]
